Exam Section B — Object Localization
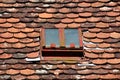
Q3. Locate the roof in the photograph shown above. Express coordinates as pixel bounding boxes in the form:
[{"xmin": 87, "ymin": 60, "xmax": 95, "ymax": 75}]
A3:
[{"xmin": 0, "ymin": 0, "xmax": 120, "ymax": 79}]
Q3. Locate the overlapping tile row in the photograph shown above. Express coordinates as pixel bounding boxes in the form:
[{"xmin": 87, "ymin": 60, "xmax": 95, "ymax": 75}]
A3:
[
  {"xmin": 0, "ymin": 60, "xmax": 120, "ymax": 79},
  {"xmin": 0, "ymin": 0, "xmax": 120, "ymax": 79}
]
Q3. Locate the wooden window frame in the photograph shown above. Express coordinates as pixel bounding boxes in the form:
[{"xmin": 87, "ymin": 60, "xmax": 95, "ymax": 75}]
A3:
[{"xmin": 40, "ymin": 28, "xmax": 83, "ymax": 60}]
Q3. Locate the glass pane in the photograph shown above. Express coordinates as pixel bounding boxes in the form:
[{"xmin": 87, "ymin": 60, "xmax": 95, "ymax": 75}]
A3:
[
  {"xmin": 65, "ymin": 29, "xmax": 79, "ymax": 47},
  {"xmin": 45, "ymin": 29, "xmax": 59, "ymax": 47}
]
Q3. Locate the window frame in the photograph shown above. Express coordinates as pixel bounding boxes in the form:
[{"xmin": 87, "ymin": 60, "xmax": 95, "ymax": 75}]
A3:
[{"xmin": 40, "ymin": 28, "xmax": 83, "ymax": 60}]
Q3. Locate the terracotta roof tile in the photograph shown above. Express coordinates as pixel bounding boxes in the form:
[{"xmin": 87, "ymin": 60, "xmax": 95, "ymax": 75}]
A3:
[
  {"xmin": 0, "ymin": 23, "xmax": 12, "ymax": 28},
  {"xmin": 27, "ymin": 75, "xmax": 40, "ymax": 80},
  {"xmin": 20, "ymin": 69, "xmax": 35, "ymax": 75},
  {"xmin": 66, "ymin": 13, "xmax": 79, "ymax": 18},
  {"xmin": 101, "ymin": 74, "xmax": 118, "ymax": 79},
  {"xmin": 110, "ymin": 32, "xmax": 120, "ymax": 39},
  {"xmin": 97, "ymin": 33, "xmax": 110, "ymax": 39},
  {"xmin": 107, "ymin": 12, "xmax": 119, "ymax": 17},
  {"xmin": 7, "ymin": 18, "xmax": 20, "ymax": 23},
  {"xmin": 100, "ymin": 53, "xmax": 115, "ymax": 59},
  {"xmin": 0, "ymin": 53, "xmax": 12, "ymax": 59},
  {"xmin": 97, "ymin": 43, "xmax": 110, "ymax": 48},
  {"xmin": 55, "ymin": 23, "xmax": 67, "ymax": 28},
  {"xmin": 92, "ymin": 59, "xmax": 107, "ymax": 64},
  {"xmin": 0, "ymin": 38, "xmax": 5, "ymax": 43},
  {"xmin": 87, "ymin": 17, "xmax": 101, "ymax": 22},
  {"xmin": 90, "ymin": 38, "xmax": 103, "ymax": 43},
  {"xmin": 5, "ymin": 38, "xmax": 18, "ymax": 43},
  {"xmin": 84, "ymin": 43, "xmax": 96, "ymax": 48},
  {"xmin": 91, "ymin": 2, "xmax": 104, "ymax": 7},
  {"xmin": 68, "ymin": 23, "xmax": 80, "ymax": 28},
  {"xmin": 11, "ymin": 75, "xmax": 26, "ymax": 80},
  {"xmin": 27, "ymin": 52, "xmax": 39, "ymax": 58},
  {"xmin": 104, "ymin": 38, "xmax": 119, "ymax": 43},
  {"xmin": 11, "ymin": 64, "xmax": 26, "ymax": 69},
  {"xmin": 0, "ymin": 50, "xmax": 4, "ymax": 54},
  {"xmin": 1, "ymin": 32, "xmax": 13, "ymax": 38},
  {"xmin": 92, "ymin": 49, "xmax": 104, "ymax": 53},
  {"xmin": 21, "ymin": 28, "xmax": 34, "ymax": 33},
  {"xmin": 2, "ymin": 0, "xmax": 16, "ymax": 3},
  {"xmin": 79, "ymin": 12, "xmax": 92, "ymax": 17},
  {"xmin": 111, "ymin": 42, "xmax": 120, "ymax": 48},
  {"xmin": 39, "ymin": 13, "xmax": 53, "ymax": 19},
  {"xmin": 19, "ymin": 38, "xmax": 33, "ymax": 43},
  {"xmin": 98, "ymin": 0, "xmax": 110, "ymax": 2},
  {"xmin": 74, "ymin": 18, "xmax": 87, "ymax": 23},
  {"xmin": 12, "ymin": 43, "xmax": 25, "ymax": 48},
  {"xmin": 96, "ymin": 22, "xmax": 109, "ymax": 28},
  {"xmin": 85, "ymin": 52, "xmax": 99, "ymax": 58},
  {"xmin": 6, "ymin": 69, "xmax": 19, "ymax": 75},
  {"xmin": 85, "ymin": 74, "xmax": 99, "ymax": 79},
  {"xmin": 13, "ymin": 23, "xmax": 26, "ymax": 29},
  {"xmin": 61, "ymin": 18, "xmax": 73, "ymax": 23},
  {"xmin": 59, "ymin": 8, "xmax": 71, "ymax": 13},
  {"xmin": 14, "ymin": 32, "xmax": 27, "ymax": 38},
  {"xmin": 7, "ymin": 28, "xmax": 19, "ymax": 33},
  {"xmin": 0, "ymin": 18, "xmax": 6, "ymax": 23},
  {"xmin": 78, "ymin": 2, "xmax": 90, "ymax": 7},
  {"xmin": 26, "ymin": 42, "xmax": 39, "ymax": 47},
  {"xmin": 107, "ymin": 59, "xmax": 120, "ymax": 64},
  {"xmin": 46, "ymin": 8, "xmax": 57, "ymax": 13},
  {"xmin": 27, "ymin": 32, "xmax": 39, "ymax": 38},
  {"xmin": 83, "ymin": 32, "xmax": 96, "ymax": 38}
]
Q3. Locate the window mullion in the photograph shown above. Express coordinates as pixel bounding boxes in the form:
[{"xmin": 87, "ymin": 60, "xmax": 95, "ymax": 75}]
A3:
[
  {"xmin": 78, "ymin": 28, "xmax": 83, "ymax": 48},
  {"xmin": 59, "ymin": 29, "xmax": 65, "ymax": 47}
]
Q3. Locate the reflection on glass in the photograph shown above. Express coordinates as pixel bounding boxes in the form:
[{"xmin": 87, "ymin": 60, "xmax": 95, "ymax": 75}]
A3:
[
  {"xmin": 65, "ymin": 29, "xmax": 79, "ymax": 47},
  {"xmin": 45, "ymin": 29, "xmax": 59, "ymax": 47}
]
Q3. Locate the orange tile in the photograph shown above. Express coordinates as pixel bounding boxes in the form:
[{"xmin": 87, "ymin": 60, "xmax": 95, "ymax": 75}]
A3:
[
  {"xmin": 1, "ymin": 32, "xmax": 13, "ymax": 38},
  {"xmin": 68, "ymin": 23, "xmax": 80, "ymax": 28},
  {"xmin": 100, "ymin": 53, "xmax": 114, "ymax": 58},
  {"xmin": 107, "ymin": 59, "xmax": 120, "ymax": 64},
  {"xmin": 98, "ymin": 0, "xmax": 110, "ymax": 2},
  {"xmin": 59, "ymin": 8, "xmax": 70, "ymax": 13},
  {"xmin": 87, "ymin": 17, "xmax": 100, "ymax": 22},
  {"xmin": 0, "ymin": 23, "xmax": 12, "ymax": 28},
  {"xmin": 13, "ymin": 23, "xmax": 26, "ymax": 29},
  {"xmin": 27, "ymin": 75, "xmax": 40, "ymax": 80},
  {"xmin": 0, "ymin": 49, "xmax": 3, "ymax": 54},
  {"xmin": 12, "ymin": 43, "xmax": 25, "ymax": 48},
  {"xmin": 27, "ymin": 32, "xmax": 39, "ymax": 38},
  {"xmin": 85, "ymin": 74, "xmax": 99, "ymax": 79},
  {"xmin": 7, "ymin": 27, "xmax": 19, "ymax": 33},
  {"xmin": 61, "ymin": 18, "xmax": 73, "ymax": 23},
  {"xmin": 6, "ymin": 38, "xmax": 18, "ymax": 43},
  {"xmin": 46, "ymin": 8, "xmax": 57, "ymax": 13},
  {"xmin": 14, "ymin": 32, "xmax": 27, "ymax": 38},
  {"xmin": 7, "ymin": 18, "xmax": 19, "ymax": 23},
  {"xmin": 78, "ymin": 2, "xmax": 90, "ymax": 7},
  {"xmin": 106, "ymin": 2, "xmax": 117, "ymax": 7},
  {"xmin": 39, "ymin": 13, "xmax": 53, "ymax": 18},
  {"xmin": 0, "ymin": 18, "xmax": 6, "ymax": 23},
  {"xmin": 74, "ymin": 18, "xmax": 87, "ymax": 23},
  {"xmin": 20, "ymin": 69, "xmax": 35, "ymax": 75},
  {"xmin": 0, "ymin": 53, "xmax": 12, "ymax": 59},
  {"xmin": 0, "ymin": 38, "xmax": 5, "ymax": 43},
  {"xmin": 85, "ymin": 52, "xmax": 99, "ymax": 58},
  {"xmin": 90, "ymin": 38, "xmax": 103, "ymax": 43},
  {"xmin": 83, "ymin": 32, "xmax": 96, "ymax": 38},
  {"xmin": 110, "ymin": 32, "xmax": 120, "ymax": 39},
  {"xmin": 97, "ymin": 33, "xmax": 110, "ymax": 38},
  {"xmin": 19, "ymin": 38, "xmax": 33, "ymax": 43},
  {"xmin": 21, "ymin": 28, "xmax": 34, "ymax": 33},
  {"xmin": 27, "ymin": 52, "xmax": 39, "ymax": 58},
  {"xmin": 66, "ymin": 13, "xmax": 79, "ymax": 18},
  {"xmin": 6, "ymin": 69, "xmax": 19, "ymax": 75},
  {"xmin": 92, "ymin": 59, "xmax": 107, "ymax": 64},
  {"xmin": 27, "ymin": 42, "xmax": 39, "ymax": 47},
  {"xmin": 84, "ymin": 43, "xmax": 96, "ymax": 48},
  {"xmin": 116, "ymin": 16, "xmax": 120, "ymax": 21},
  {"xmin": 107, "ymin": 12, "xmax": 119, "ymax": 17},
  {"xmin": 91, "ymin": 2, "xmax": 104, "ymax": 7},
  {"xmin": 100, "ymin": 74, "xmax": 118, "ymax": 79},
  {"xmin": 79, "ymin": 12, "xmax": 92, "ymax": 17},
  {"xmin": 92, "ymin": 49, "xmax": 104, "ymax": 53},
  {"xmin": 55, "ymin": 23, "xmax": 67, "ymax": 28},
  {"xmin": 96, "ymin": 22, "xmax": 109, "ymax": 28},
  {"xmin": 97, "ymin": 43, "xmax": 110, "ymax": 48},
  {"xmin": 111, "ymin": 42, "xmax": 120, "ymax": 48}
]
